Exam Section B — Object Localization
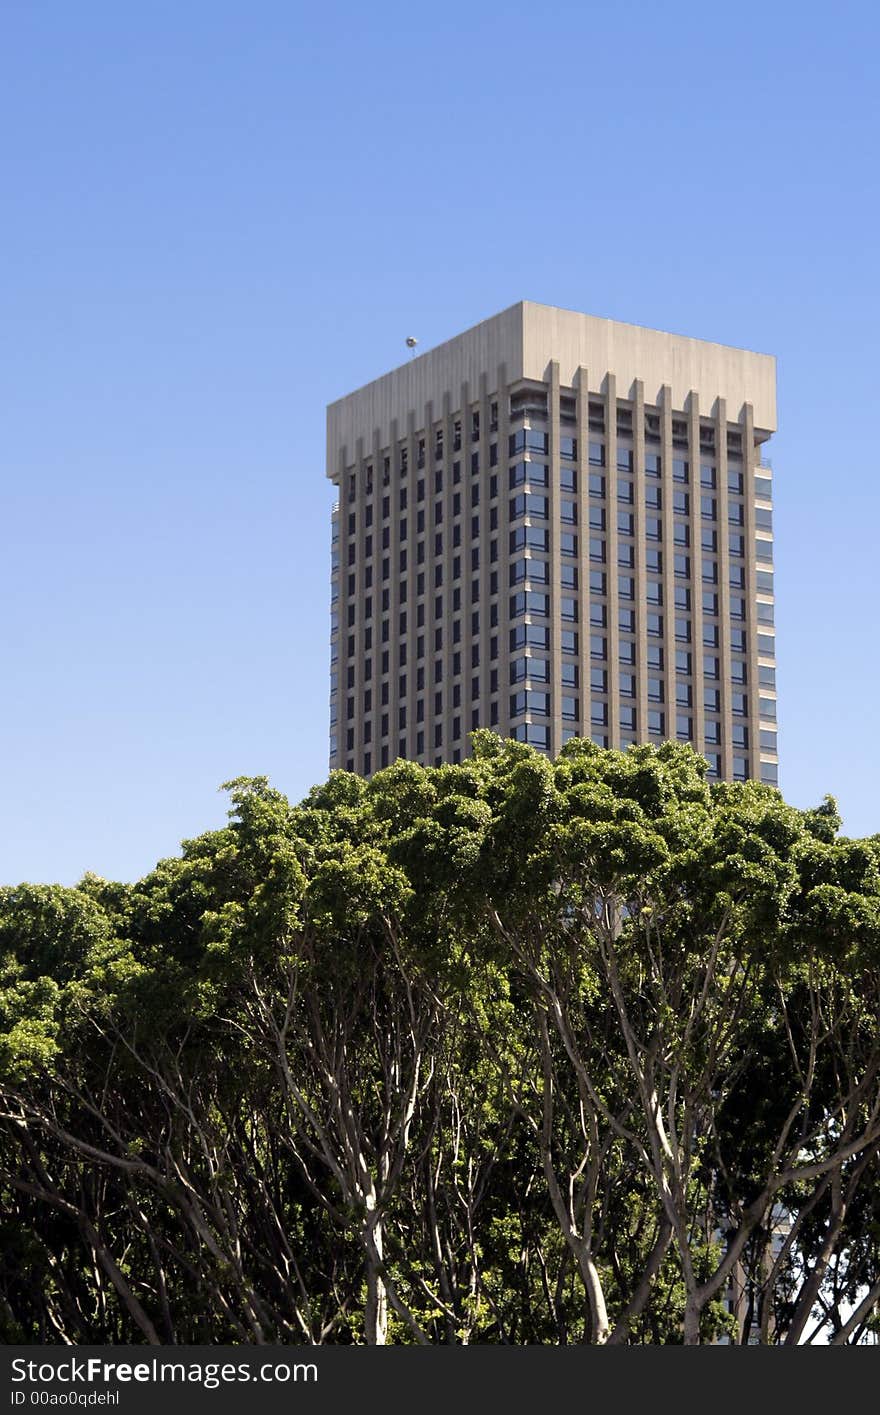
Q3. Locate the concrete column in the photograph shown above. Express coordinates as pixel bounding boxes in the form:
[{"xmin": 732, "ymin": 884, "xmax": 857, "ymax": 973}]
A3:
[
  {"xmin": 633, "ymin": 383, "xmax": 649, "ymax": 747},
  {"xmin": 687, "ymin": 393, "xmax": 705, "ymax": 751},
  {"xmin": 715, "ymin": 399, "xmax": 733, "ymax": 781}
]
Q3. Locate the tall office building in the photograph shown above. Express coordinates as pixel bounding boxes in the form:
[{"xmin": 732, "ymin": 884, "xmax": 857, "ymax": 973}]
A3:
[{"xmin": 327, "ymin": 301, "xmax": 777, "ymax": 785}]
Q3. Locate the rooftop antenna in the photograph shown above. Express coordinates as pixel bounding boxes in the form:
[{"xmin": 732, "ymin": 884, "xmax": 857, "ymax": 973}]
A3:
[{"xmin": 406, "ymin": 336, "xmax": 418, "ymax": 360}]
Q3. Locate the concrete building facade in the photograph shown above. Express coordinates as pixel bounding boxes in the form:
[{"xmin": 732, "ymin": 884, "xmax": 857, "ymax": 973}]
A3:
[{"xmin": 327, "ymin": 301, "xmax": 778, "ymax": 785}]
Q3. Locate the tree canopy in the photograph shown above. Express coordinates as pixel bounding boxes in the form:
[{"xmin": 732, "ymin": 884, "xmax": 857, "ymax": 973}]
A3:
[{"xmin": 2, "ymin": 736, "xmax": 879, "ymax": 1344}]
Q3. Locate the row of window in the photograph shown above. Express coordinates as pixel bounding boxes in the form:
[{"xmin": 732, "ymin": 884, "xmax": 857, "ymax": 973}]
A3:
[
  {"xmin": 347, "ymin": 407, "xmax": 750, "ymax": 479},
  {"xmin": 342, "ymin": 475, "xmax": 769, "ymax": 535},
  {"xmin": 343, "ymin": 443, "xmax": 770, "ymax": 512},
  {"xmin": 332, "ymin": 599, "xmax": 777, "ymax": 671}
]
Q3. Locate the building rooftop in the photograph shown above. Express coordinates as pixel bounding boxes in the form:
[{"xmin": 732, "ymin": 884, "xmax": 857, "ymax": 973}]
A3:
[{"xmin": 327, "ymin": 301, "xmax": 777, "ymax": 478}]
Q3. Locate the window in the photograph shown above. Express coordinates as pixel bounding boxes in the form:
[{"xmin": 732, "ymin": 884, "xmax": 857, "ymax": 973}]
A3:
[
  {"xmin": 617, "ymin": 446, "xmax": 633, "ymax": 472},
  {"xmin": 510, "ymin": 525, "xmax": 550, "ymax": 554},
  {"xmin": 561, "ymin": 662, "xmax": 578, "ymax": 688},
  {"xmin": 701, "ymin": 496, "xmax": 716, "ymax": 520},
  {"xmin": 676, "ymin": 683, "xmax": 692, "ymax": 707},
  {"xmin": 590, "ymin": 603, "xmax": 606, "ymax": 628},
  {"xmin": 589, "ymin": 441, "xmax": 605, "ymax": 466},
  {"xmin": 591, "ymin": 634, "xmax": 607, "ymax": 660},
  {"xmin": 760, "ymin": 729, "xmax": 778, "ymax": 752},
  {"xmin": 645, "ymin": 517, "xmax": 662, "ymax": 541},
  {"xmin": 619, "ymin": 672, "xmax": 635, "ymax": 698},
  {"xmin": 646, "ymin": 548, "xmax": 662, "ymax": 574},
  {"xmin": 704, "ymin": 654, "xmax": 719, "ymax": 679},
  {"xmin": 591, "ymin": 667, "xmax": 608, "ymax": 693},
  {"xmin": 561, "ymin": 597, "xmax": 578, "ymax": 622},
  {"xmin": 562, "ymin": 629, "xmax": 579, "ymax": 653},
  {"xmin": 645, "ymin": 453, "xmax": 661, "ymax": 477},
  {"xmin": 646, "ymin": 486, "xmax": 662, "ymax": 510},
  {"xmin": 509, "ymin": 557, "xmax": 549, "ymax": 586},
  {"xmin": 673, "ymin": 490, "xmax": 689, "ymax": 515},
  {"xmin": 732, "ymin": 692, "xmax": 748, "ymax": 716},
  {"xmin": 755, "ymin": 475, "xmax": 772, "ymax": 499},
  {"xmin": 619, "ymin": 638, "xmax": 635, "ymax": 663},
  {"xmin": 674, "ymin": 554, "xmax": 690, "ymax": 577},
  {"xmin": 704, "ymin": 688, "xmax": 721, "ymax": 712},
  {"xmin": 728, "ymin": 469, "xmax": 744, "ymax": 494},
  {"xmin": 510, "ymin": 690, "xmax": 550, "ymax": 718},
  {"xmin": 759, "ymin": 695, "xmax": 776, "ymax": 720},
  {"xmin": 561, "ymin": 696, "xmax": 578, "ymax": 722},
  {"xmin": 511, "ymin": 623, "xmax": 550, "ymax": 651},
  {"xmin": 560, "ymin": 435, "xmax": 577, "ymax": 460},
  {"xmin": 618, "ymin": 543, "xmax": 635, "ymax": 568},
  {"xmin": 509, "ymin": 461, "xmax": 549, "ymax": 489},
  {"xmin": 513, "ymin": 722, "xmax": 550, "ymax": 749},
  {"xmin": 759, "ymin": 665, "xmax": 776, "ymax": 689},
  {"xmin": 591, "ymin": 701, "xmax": 608, "ymax": 727},
  {"xmin": 619, "ymin": 609, "xmax": 636, "ymax": 634},
  {"xmin": 647, "ymin": 709, "xmax": 665, "ymax": 735},
  {"xmin": 560, "ymin": 532, "xmax": 578, "ymax": 556},
  {"xmin": 755, "ymin": 538, "xmax": 774, "ymax": 564},
  {"xmin": 646, "ymin": 581, "xmax": 663, "ymax": 606},
  {"xmin": 620, "ymin": 706, "xmax": 637, "ymax": 731},
  {"xmin": 509, "ymin": 428, "xmax": 549, "ymax": 455},
  {"xmin": 733, "ymin": 755, "xmax": 749, "ymax": 782},
  {"xmin": 731, "ymin": 660, "xmax": 747, "ymax": 685},
  {"xmin": 510, "ymin": 492, "xmax": 549, "ymax": 522},
  {"xmin": 510, "ymin": 656, "xmax": 550, "ymax": 684},
  {"xmin": 647, "ymin": 613, "xmax": 663, "ymax": 637},
  {"xmin": 672, "ymin": 458, "xmax": 689, "ymax": 482},
  {"xmin": 510, "ymin": 591, "xmax": 550, "ymax": 619},
  {"xmin": 704, "ymin": 719, "xmax": 720, "ymax": 744},
  {"xmin": 648, "ymin": 676, "xmax": 664, "ymax": 702},
  {"xmin": 675, "ymin": 586, "xmax": 691, "ymax": 611},
  {"xmin": 761, "ymin": 762, "xmax": 779, "ymax": 785},
  {"xmin": 561, "ymin": 500, "xmax": 578, "ymax": 524},
  {"xmin": 676, "ymin": 715, "xmax": 692, "ymax": 741},
  {"xmin": 705, "ymin": 752, "xmax": 721, "ymax": 779},
  {"xmin": 590, "ymin": 473, "xmax": 606, "ymax": 497}
]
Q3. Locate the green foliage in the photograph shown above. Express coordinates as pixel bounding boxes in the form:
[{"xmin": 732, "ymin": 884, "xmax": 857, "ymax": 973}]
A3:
[{"xmin": 1, "ymin": 740, "xmax": 879, "ymax": 1345}]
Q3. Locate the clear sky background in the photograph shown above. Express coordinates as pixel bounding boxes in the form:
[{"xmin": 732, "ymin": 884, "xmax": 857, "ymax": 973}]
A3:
[{"xmin": 1, "ymin": 0, "xmax": 878, "ymax": 886}]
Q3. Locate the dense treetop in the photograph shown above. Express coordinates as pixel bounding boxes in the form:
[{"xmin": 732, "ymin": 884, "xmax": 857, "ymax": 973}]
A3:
[{"xmin": 2, "ymin": 737, "xmax": 879, "ymax": 1344}]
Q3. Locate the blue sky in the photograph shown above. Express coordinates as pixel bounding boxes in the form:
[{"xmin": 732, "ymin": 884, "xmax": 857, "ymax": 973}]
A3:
[{"xmin": 1, "ymin": 0, "xmax": 878, "ymax": 885}]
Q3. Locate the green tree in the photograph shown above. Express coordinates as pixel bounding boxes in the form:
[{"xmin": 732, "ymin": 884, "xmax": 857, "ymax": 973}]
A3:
[{"xmin": 1, "ymin": 739, "xmax": 878, "ymax": 1344}]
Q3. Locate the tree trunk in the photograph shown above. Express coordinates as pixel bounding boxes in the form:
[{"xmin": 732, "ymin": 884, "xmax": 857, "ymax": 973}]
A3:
[{"xmin": 364, "ymin": 1215, "xmax": 388, "ymax": 1345}]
